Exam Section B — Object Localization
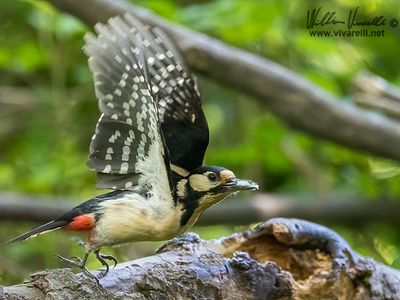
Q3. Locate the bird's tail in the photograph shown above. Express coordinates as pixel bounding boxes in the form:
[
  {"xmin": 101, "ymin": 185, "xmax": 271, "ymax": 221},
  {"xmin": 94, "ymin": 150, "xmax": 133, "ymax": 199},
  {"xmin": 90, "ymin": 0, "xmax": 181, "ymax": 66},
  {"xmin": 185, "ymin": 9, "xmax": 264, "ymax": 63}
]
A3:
[{"xmin": 4, "ymin": 220, "xmax": 68, "ymax": 245}]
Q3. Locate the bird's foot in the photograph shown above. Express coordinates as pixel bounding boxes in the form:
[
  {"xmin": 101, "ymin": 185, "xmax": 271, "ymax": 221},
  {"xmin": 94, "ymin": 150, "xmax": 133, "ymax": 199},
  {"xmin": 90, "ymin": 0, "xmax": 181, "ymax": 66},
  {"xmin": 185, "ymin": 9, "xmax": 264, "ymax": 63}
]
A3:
[
  {"xmin": 55, "ymin": 254, "xmax": 100, "ymax": 285},
  {"xmin": 94, "ymin": 250, "xmax": 118, "ymax": 278},
  {"xmin": 56, "ymin": 254, "xmax": 83, "ymax": 265}
]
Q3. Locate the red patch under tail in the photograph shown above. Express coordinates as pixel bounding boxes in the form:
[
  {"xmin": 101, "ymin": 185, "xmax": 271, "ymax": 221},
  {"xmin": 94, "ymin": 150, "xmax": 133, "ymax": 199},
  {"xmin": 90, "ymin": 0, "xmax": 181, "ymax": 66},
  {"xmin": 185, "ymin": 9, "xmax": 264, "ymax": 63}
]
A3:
[{"xmin": 66, "ymin": 214, "xmax": 95, "ymax": 231}]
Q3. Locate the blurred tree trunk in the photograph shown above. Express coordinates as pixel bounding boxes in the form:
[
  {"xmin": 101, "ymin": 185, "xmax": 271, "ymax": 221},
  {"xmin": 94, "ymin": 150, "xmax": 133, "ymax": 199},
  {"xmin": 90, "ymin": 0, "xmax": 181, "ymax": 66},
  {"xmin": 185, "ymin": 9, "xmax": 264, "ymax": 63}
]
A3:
[{"xmin": 2, "ymin": 218, "xmax": 399, "ymax": 299}]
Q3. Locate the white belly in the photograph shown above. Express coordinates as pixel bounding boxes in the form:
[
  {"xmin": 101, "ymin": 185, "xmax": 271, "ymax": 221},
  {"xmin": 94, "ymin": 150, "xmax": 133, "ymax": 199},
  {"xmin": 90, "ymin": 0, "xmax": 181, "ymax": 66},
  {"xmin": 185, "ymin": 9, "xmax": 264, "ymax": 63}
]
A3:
[{"xmin": 89, "ymin": 193, "xmax": 183, "ymax": 248}]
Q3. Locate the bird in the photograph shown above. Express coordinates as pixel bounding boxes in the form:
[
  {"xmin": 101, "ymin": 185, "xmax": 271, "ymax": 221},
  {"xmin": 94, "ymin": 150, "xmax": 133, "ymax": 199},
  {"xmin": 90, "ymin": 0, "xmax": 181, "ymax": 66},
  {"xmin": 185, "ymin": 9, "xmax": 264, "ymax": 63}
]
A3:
[{"xmin": 5, "ymin": 14, "xmax": 258, "ymax": 282}]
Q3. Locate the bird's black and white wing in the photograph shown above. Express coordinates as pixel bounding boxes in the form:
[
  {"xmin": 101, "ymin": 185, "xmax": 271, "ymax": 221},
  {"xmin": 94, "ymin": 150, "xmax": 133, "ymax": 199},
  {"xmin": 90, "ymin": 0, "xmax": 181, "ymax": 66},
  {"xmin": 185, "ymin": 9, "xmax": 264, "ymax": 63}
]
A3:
[
  {"xmin": 84, "ymin": 16, "xmax": 172, "ymax": 195},
  {"xmin": 123, "ymin": 15, "xmax": 209, "ymax": 174}
]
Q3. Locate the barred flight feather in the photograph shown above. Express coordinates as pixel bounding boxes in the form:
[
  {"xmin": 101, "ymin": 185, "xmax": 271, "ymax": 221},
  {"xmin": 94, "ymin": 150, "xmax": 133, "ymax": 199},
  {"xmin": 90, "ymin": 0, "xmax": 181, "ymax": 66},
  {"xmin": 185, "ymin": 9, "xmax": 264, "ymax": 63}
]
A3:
[
  {"xmin": 85, "ymin": 13, "xmax": 209, "ymax": 192},
  {"xmin": 84, "ymin": 15, "xmax": 170, "ymax": 195},
  {"xmin": 123, "ymin": 14, "xmax": 209, "ymax": 172}
]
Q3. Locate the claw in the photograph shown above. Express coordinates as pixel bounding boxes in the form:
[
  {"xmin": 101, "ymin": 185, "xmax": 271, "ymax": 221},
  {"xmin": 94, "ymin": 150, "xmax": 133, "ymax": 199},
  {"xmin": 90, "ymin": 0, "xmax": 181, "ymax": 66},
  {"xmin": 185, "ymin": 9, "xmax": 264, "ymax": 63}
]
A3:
[
  {"xmin": 55, "ymin": 252, "xmax": 100, "ymax": 285},
  {"xmin": 94, "ymin": 250, "xmax": 118, "ymax": 278},
  {"xmin": 55, "ymin": 254, "xmax": 82, "ymax": 267},
  {"xmin": 102, "ymin": 254, "xmax": 118, "ymax": 268},
  {"xmin": 55, "ymin": 249, "xmax": 116, "ymax": 282},
  {"xmin": 80, "ymin": 266, "xmax": 100, "ymax": 285},
  {"xmin": 70, "ymin": 256, "xmax": 83, "ymax": 263}
]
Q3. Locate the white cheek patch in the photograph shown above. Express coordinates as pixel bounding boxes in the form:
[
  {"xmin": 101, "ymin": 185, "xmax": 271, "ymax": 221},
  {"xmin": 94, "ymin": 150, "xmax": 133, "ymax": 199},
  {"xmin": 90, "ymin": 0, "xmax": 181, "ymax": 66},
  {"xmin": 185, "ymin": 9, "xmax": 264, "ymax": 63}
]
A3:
[{"xmin": 189, "ymin": 174, "xmax": 217, "ymax": 192}]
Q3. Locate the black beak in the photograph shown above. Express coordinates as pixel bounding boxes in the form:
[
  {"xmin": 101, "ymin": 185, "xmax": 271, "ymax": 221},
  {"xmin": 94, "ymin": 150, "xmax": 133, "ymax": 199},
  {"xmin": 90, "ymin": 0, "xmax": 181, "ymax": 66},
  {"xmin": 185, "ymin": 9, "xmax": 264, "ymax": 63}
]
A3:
[{"xmin": 222, "ymin": 178, "xmax": 259, "ymax": 192}]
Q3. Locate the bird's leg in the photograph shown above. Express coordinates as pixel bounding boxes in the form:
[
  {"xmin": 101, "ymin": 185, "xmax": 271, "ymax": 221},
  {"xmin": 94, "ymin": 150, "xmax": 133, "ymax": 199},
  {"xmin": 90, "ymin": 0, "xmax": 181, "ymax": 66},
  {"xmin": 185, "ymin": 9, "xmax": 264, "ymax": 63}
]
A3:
[
  {"xmin": 56, "ymin": 251, "xmax": 99, "ymax": 284},
  {"xmin": 94, "ymin": 249, "xmax": 118, "ymax": 278},
  {"xmin": 64, "ymin": 238, "xmax": 87, "ymax": 263},
  {"xmin": 70, "ymin": 236, "xmax": 86, "ymax": 248}
]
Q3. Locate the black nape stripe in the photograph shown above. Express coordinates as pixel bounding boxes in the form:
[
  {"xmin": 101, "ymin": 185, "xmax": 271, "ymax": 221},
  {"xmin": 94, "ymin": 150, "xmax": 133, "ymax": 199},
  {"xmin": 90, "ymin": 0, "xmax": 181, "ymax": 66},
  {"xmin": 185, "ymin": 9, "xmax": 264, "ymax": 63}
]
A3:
[
  {"xmin": 179, "ymin": 200, "xmax": 199, "ymax": 227},
  {"xmin": 171, "ymin": 170, "xmax": 184, "ymax": 205},
  {"xmin": 178, "ymin": 183, "xmax": 204, "ymax": 226}
]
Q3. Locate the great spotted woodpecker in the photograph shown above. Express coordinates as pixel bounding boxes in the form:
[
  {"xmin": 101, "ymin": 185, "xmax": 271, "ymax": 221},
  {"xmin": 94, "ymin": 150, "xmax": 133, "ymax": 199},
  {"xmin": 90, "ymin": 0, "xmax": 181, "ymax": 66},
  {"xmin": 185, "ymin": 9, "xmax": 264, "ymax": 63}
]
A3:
[{"xmin": 5, "ymin": 14, "xmax": 258, "ymax": 282}]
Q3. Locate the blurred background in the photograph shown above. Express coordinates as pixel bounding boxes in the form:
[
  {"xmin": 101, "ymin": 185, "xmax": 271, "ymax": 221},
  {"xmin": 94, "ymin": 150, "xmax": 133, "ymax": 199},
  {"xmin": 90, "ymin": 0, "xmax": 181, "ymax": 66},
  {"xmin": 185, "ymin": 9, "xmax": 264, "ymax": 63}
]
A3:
[{"xmin": 1, "ymin": 0, "xmax": 400, "ymax": 285}]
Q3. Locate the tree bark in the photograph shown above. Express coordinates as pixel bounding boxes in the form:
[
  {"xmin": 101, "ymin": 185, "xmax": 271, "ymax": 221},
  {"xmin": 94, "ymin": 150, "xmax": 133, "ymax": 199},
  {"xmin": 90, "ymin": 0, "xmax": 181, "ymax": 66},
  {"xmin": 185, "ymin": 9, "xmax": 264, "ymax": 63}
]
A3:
[
  {"xmin": 46, "ymin": 0, "xmax": 400, "ymax": 161},
  {"xmin": 2, "ymin": 218, "xmax": 399, "ymax": 299}
]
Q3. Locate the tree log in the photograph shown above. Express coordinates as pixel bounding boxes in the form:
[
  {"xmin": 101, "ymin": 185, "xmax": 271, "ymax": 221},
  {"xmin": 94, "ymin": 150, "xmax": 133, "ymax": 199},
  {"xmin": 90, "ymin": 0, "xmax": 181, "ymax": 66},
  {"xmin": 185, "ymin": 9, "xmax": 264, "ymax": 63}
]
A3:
[
  {"xmin": 46, "ymin": 0, "xmax": 400, "ymax": 161},
  {"xmin": 2, "ymin": 218, "xmax": 399, "ymax": 299}
]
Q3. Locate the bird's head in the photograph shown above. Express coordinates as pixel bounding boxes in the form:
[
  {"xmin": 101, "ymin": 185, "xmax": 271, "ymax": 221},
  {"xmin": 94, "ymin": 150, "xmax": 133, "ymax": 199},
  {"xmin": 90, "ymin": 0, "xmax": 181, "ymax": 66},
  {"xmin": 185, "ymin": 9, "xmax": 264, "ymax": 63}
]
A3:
[
  {"xmin": 176, "ymin": 166, "xmax": 258, "ymax": 220},
  {"xmin": 187, "ymin": 166, "xmax": 258, "ymax": 199}
]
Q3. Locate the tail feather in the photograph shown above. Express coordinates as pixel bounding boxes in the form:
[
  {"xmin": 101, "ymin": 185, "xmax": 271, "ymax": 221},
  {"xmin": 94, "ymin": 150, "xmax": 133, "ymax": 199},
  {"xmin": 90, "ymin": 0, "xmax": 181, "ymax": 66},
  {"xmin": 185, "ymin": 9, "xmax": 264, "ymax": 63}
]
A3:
[{"xmin": 4, "ymin": 220, "xmax": 68, "ymax": 245}]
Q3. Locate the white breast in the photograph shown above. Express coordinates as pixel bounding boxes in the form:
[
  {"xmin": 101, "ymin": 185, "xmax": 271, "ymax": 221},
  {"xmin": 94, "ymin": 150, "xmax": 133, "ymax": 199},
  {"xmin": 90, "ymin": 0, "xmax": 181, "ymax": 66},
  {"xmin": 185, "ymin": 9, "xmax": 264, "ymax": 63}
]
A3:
[{"xmin": 90, "ymin": 192, "xmax": 183, "ymax": 249}]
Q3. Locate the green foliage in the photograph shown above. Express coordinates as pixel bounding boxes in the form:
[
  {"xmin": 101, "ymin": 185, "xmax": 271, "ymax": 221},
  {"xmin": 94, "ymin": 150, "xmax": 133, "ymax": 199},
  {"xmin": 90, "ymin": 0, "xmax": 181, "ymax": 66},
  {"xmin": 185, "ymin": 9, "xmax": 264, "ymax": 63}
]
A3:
[{"xmin": 1, "ymin": 0, "xmax": 400, "ymax": 284}]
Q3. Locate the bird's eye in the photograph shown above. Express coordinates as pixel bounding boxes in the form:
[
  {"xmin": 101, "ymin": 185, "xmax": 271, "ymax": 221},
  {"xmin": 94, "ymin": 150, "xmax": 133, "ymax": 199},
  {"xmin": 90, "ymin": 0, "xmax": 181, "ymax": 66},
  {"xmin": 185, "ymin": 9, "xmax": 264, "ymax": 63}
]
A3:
[{"xmin": 207, "ymin": 173, "xmax": 217, "ymax": 182}]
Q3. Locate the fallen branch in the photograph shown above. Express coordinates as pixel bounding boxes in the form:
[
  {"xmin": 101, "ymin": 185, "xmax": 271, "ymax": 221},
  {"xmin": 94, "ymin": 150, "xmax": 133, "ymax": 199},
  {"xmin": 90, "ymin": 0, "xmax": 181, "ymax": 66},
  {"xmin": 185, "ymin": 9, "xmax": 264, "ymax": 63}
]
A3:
[
  {"xmin": 354, "ymin": 71, "xmax": 400, "ymax": 119},
  {"xmin": 46, "ymin": 0, "xmax": 400, "ymax": 161},
  {"xmin": 2, "ymin": 218, "xmax": 399, "ymax": 299},
  {"xmin": 1, "ymin": 192, "xmax": 400, "ymax": 226}
]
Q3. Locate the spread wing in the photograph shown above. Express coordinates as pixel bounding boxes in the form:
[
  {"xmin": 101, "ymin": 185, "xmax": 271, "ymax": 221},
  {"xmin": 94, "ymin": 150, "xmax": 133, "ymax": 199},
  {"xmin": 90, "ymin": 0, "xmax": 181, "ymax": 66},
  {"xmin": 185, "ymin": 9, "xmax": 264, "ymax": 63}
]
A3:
[
  {"xmin": 84, "ymin": 16, "xmax": 172, "ymax": 194},
  {"xmin": 123, "ymin": 15, "xmax": 209, "ymax": 174}
]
